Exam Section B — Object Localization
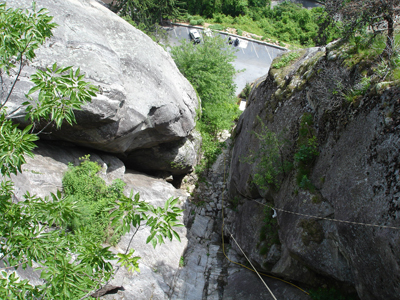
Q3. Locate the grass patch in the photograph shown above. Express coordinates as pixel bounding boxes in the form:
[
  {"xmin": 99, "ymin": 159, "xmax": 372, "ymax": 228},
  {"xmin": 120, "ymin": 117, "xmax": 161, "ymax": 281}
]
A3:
[
  {"xmin": 62, "ymin": 155, "xmax": 124, "ymax": 246},
  {"xmin": 208, "ymin": 24, "xmax": 226, "ymax": 31},
  {"xmin": 272, "ymin": 51, "xmax": 301, "ymax": 69}
]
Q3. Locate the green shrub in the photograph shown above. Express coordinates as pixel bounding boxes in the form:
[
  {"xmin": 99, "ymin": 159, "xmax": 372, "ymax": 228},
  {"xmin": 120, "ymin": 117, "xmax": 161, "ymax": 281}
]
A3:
[
  {"xmin": 298, "ymin": 174, "xmax": 314, "ymax": 191},
  {"xmin": 189, "ymin": 19, "xmax": 197, "ymax": 26},
  {"xmin": 197, "ymin": 18, "xmax": 205, "ymax": 25},
  {"xmin": 237, "ymin": 28, "xmax": 243, "ymax": 36},
  {"xmin": 239, "ymin": 82, "xmax": 252, "ymax": 99},
  {"xmin": 212, "ymin": 12, "xmax": 225, "ymax": 23},
  {"xmin": 171, "ymin": 35, "xmax": 240, "ymax": 171},
  {"xmin": 294, "ymin": 113, "xmax": 319, "ymax": 191},
  {"xmin": 62, "ymin": 155, "xmax": 125, "ymax": 245},
  {"xmin": 259, "ymin": 206, "xmax": 280, "ymax": 249},
  {"xmin": 209, "ymin": 24, "xmax": 225, "ymax": 31},
  {"xmin": 343, "ymin": 76, "xmax": 372, "ymax": 103},
  {"xmin": 242, "ymin": 118, "xmax": 292, "ymax": 190},
  {"xmin": 272, "ymin": 51, "xmax": 301, "ymax": 69},
  {"xmin": 294, "ymin": 136, "xmax": 319, "ymax": 164}
]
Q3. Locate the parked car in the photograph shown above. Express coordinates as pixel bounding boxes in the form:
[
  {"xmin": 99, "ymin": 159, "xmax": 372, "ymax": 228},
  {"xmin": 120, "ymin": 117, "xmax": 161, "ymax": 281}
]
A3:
[
  {"xmin": 189, "ymin": 29, "xmax": 201, "ymax": 44},
  {"xmin": 228, "ymin": 36, "xmax": 240, "ymax": 46}
]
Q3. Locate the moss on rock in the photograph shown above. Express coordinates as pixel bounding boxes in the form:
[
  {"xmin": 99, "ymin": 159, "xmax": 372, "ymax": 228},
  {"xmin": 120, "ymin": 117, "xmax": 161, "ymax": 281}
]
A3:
[{"xmin": 298, "ymin": 219, "xmax": 324, "ymax": 246}]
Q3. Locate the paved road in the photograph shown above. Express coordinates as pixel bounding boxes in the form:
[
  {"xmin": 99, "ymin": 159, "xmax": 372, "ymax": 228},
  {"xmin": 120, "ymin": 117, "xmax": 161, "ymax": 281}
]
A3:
[
  {"xmin": 164, "ymin": 26, "xmax": 285, "ymax": 96},
  {"xmin": 271, "ymin": 0, "xmax": 323, "ymax": 9}
]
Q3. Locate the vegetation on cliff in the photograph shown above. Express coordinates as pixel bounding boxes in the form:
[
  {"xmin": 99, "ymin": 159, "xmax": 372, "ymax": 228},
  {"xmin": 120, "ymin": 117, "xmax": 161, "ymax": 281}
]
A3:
[
  {"xmin": 0, "ymin": 3, "xmax": 183, "ymax": 298},
  {"xmin": 171, "ymin": 34, "xmax": 240, "ymax": 170},
  {"xmin": 112, "ymin": 0, "xmax": 340, "ymax": 47}
]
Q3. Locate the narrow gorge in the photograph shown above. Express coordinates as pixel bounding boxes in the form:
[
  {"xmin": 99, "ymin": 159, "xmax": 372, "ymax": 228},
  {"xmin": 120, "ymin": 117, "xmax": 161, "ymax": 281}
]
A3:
[{"xmin": 3, "ymin": 0, "xmax": 400, "ymax": 299}]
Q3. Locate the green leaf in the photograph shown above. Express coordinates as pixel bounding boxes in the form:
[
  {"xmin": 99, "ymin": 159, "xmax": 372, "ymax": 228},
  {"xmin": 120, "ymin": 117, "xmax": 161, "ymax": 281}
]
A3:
[
  {"xmin": 26, "ymin": 85, "xmax": 41, "ymax": 96},
  {"xmin": 172, "ymin": 229, "xmax": 181, "ymax": 242},
  {"xmin": 151, "ymin": 238, "xmax": 157, "ymax": 249},
  {"xmin": 169, "ymin": 197, "xmax": 179, "ymax": 208},
  {"xmin": 146, "ymin": 232, "xmax": 156, "ymax": 244}
]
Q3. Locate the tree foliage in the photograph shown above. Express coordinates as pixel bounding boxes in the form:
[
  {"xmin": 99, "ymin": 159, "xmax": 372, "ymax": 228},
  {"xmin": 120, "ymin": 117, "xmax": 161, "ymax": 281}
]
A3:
[
  {"xmin": 184, "ymin": 0, "xmax": 257, "ymax": 18},
  {"xmin": 242, "ymin": 117, "xmax": 291, "ymax": 190},
  {"xmin": 171, "ymin": 34, "xmax": 239, "ymax": 135},
  {"xmin": 0, "ymin": 2, "xmax": 183, "ymax": 299},
  {"xmin": 170, "ymin": 34, "xmax": 239, "ymax": 168},
  {"xmin": 185, "ymin": 1, "xmax": 340, "ymax": 46},
  {"xmin": 324, "ymin": 0, "xmax": 400, "ymax": 52},
  {"xmin": 111, "ymin": 0, "xmax": 186, "ymax": 25},
  {"xmin": 171, "ymin": 34, "xmax": 240, "ymax": 169}
]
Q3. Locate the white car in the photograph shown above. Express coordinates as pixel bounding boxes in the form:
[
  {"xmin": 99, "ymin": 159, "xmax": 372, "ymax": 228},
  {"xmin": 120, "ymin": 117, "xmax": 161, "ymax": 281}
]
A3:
[{"xmin": 189, "ymin": 29, "xmax": 201, "ymax": 44}]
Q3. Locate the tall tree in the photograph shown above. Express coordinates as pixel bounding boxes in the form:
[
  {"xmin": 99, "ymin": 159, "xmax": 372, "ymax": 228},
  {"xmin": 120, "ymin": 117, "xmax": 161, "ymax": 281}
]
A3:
[
  {"xmin": 112, "ymin": 0, "xmax": 185, "ymax": 26},
  {"xmin": 325, "ymin": 0, "xmax": 400, "ymax": 52},
  {"xmin": 171, "ymin": 34, "xmax": 238, "ymax": 135}
]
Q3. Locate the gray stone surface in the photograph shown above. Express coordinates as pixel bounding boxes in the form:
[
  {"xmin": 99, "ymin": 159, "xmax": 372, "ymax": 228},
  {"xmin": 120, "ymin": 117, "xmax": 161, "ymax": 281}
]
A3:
[
  {"xmin": 223, "ymin": 270, "xmax": 310, "ymax": 300},
  {"xmin": 5, "ymin": 0, "xmax": 199, "ymax": 173},
  {"xmin": 228, "ymin": 45, "xmax": 400, "ymax": 299},
  {"xmin": 10, "ymin": 141, "xmax": 125, "ymax": 201},
  {"xmin": 124, "ymin": 130, "xmax": 201, "ymax": 175},
  {"xmin": 191, "ymin": 215, "xmax": 214, "ymax": 239},
  {"xmin": 8, "ymin": 141, "xmax": 189, "ymax": 299},
  {"xmin": 7, "ymin": 137, "xmax": 318, "ymax": 300}
]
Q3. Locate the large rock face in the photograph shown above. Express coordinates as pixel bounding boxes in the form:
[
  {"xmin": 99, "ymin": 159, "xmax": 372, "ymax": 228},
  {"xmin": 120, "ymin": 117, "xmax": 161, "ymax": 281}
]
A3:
[
  {"xmin": 10, "ymin": 141, "xmax": 190, "ymax": 299},
  {"xmin": 5, "ymin": 0, "xmax": 199, "ymax": 174},
  {"xmin": 227, "ymin": 44, "xmax": 400, "ymax": 299},
  {"xmin": 10, "ymin": 139, "xmax": 312, "ymax": 299}
]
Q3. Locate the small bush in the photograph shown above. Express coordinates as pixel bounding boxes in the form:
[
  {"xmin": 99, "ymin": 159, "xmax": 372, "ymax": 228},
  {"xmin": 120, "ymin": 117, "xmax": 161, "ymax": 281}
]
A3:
[
  {"xmin": 294, "ymin": 136, "xmax": 319, "ymax": 164},
  {"xmin": 298, "ymin": 174, "xmax": 314, "ymax": 191},
  {"xmin": 294, "ymin": 113, "xmax": 319, "ymax": 191},
  {"xmin": 189, "ymin": 19, "xmax": 197, "ymax": 26},
  {"xmin": 242, "ymin": 118, "xmax": 292, "ymax": 190},
  {"xmin": 344, "ymin": 76, "xmax": 372, "ymax": 103},
  {"xmin": 209, "ymin": 24, "xmax": 225, "ymax": 31},
  {"xmin": 272, "ymin": 51, "xmax": 301, "ymax": 69},
  {"xmin": 179, "ymin": 256, "xmax": 185, "ymax": 267},
  {"xmin": 239, "ymin": 82, "xmax": 252, "ymax": 99},
  {"xmin": 259, "ymin": 206, "xmax": 280, "ymax": 247},
  {"xmin": 237, "ymin": 28, "xmax": 243, "ymax": 36},
  {"xmin": 197, "ymin": 18, "xmax": 205, "ymax": 25},
  {"xmin": 62, "ymin": 155, "xmax": 125, "ymax": 245}
]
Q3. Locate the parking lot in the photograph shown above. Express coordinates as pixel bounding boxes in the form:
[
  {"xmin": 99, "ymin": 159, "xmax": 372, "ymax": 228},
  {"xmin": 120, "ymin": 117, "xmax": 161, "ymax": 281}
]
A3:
[{"xmin": 164, "ymin": 25, "xmax": 285, "ymax": 97}]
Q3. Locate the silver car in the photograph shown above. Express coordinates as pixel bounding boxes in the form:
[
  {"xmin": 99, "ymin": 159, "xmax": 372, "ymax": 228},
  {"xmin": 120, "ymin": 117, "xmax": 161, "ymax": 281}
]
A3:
[{"xmin": 189, "ymin": 29, "xmax": 201, "ymax": 44}]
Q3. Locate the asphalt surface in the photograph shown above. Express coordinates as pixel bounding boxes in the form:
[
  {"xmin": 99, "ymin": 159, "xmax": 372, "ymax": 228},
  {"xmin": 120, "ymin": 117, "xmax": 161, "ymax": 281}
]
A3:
[
  {"xmin": 164, "ymin": 26, "xmax": 285, "ymax": 96},
  {"xmin": 271, "ymin": 0, "xmax": 323, "ymax": 9}
]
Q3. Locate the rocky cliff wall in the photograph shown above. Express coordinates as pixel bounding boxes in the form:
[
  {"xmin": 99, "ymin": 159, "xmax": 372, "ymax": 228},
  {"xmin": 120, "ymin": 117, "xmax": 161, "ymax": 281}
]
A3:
[
  {"xmin": 227, "ymin": 43, "xmax": 400, "ymax": 299},
  {"xmin": 8, "ymin": 141, "xmax": 190, "ymax": 299}
]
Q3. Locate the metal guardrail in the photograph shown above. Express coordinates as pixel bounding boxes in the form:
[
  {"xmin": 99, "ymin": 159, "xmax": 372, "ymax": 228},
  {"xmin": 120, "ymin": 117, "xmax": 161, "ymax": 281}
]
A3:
[{"xmin": 170, "ymin": 22, "xmax": 288, "ymax": 52}]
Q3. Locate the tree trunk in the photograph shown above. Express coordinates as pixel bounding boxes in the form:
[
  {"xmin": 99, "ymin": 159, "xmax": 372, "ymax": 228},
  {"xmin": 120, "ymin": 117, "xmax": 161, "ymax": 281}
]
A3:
[{"xmin": 384, "ymin": 15, "xmax": 394, "ymax": 55}]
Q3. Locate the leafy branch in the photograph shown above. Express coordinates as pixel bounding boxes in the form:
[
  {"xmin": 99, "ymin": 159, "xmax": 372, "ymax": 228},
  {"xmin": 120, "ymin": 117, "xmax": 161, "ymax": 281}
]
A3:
[{"xmin": 0, "ymin": 2, "xmax": 183, "ymax": 299}]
